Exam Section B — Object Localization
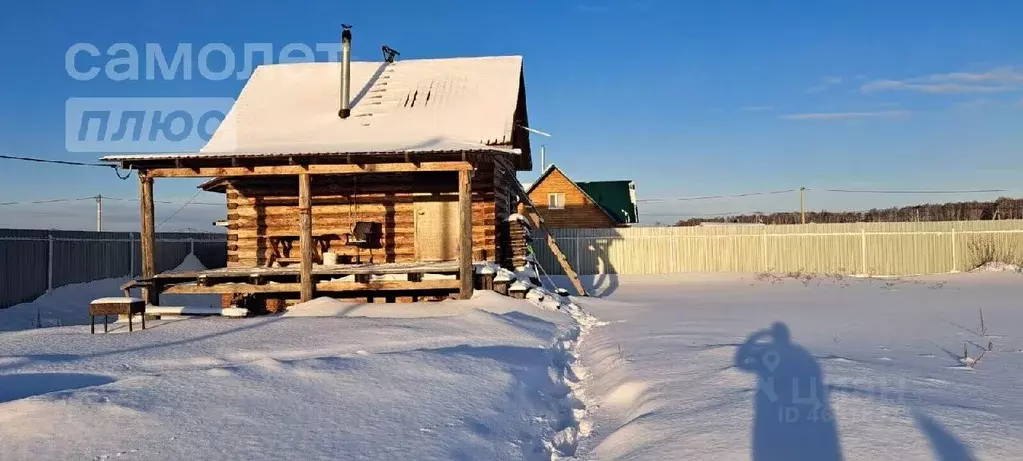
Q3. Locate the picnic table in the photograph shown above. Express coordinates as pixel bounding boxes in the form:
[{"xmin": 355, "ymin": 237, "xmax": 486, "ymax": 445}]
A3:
[{"xmin": 264, "ymin": 234, "xmax": 339, "ymax": 267}]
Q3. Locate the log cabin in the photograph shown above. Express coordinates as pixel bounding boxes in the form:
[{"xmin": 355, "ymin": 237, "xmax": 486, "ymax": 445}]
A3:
[
  {"xmin": 522, "ymin": 164, "xmax": 638, "ymax": 229},
  {"xmin": 103, "ymin": 34, "xmax": 537, "ymax": 310}
]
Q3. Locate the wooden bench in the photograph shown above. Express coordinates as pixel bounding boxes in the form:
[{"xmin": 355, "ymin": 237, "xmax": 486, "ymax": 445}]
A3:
[{"xmin": 90, "ymin": 297, "xmax": 146, "ymax": 334}]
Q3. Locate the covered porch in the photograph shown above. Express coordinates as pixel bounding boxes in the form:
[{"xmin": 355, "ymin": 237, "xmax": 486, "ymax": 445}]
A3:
[
  {"xmin": 124, "ymin": 261, "xmax": 472, "ymax": 307},
  {"xmin": 115, "ymin": 157, "xmax": 480, "ymax": 307}
]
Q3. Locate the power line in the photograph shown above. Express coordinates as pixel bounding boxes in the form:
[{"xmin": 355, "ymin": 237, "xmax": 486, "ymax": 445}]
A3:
[
  {"xmin": 0, "ymin": 154, "xmax": 132, "ymax": 180},
  {"xmin": 820, "ymin": 188, "xmax": 1015, "ymax": 194},
  {"xmin": 638, "ymin": 189, "xmax": 797, "ymax": 203},
  {"xmin": 638, "ymin": 186, "xmax": 1023, "ymax": 204},
  {"xmin": 0, "ymin": 197, "xmax": 96, "ymax": 207},
  {"xmin": 166, "ymin": 226, "xmax": 221, "ymax": 233},
  {"xmin": 158, "ymin": 190, "xmax": 204, "ymax": 228},
  {"xmin": 0, "ymin": 154, "xmax": 109, "ymax": 168},
  {"xmin": 644, "ymin": 210, "xmax": 793, "ymax": 218},
  {"xmin": 0, "ymin": 196, "xmax": 222, "ymax": 207},
  {"xmin": 103, "ymin": 196, "xmax": 222, "ymax": 206}
]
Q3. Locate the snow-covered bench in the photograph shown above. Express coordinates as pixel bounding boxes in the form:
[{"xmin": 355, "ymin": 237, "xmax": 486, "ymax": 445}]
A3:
[{"xmin": 90, "ymin": 297, "xmax": 146, "ymax": 334}]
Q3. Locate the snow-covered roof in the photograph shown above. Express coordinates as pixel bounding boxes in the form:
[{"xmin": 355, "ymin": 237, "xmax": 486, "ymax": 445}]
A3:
[{"xmin": 102, "ymin": 56, "xmax": 531, "ymax": 167}]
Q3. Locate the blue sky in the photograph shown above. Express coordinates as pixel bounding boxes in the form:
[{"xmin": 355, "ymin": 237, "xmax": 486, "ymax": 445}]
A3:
[{"xmin": 1, "ymin": 0, "xmax": 1022, "ymax": 229}]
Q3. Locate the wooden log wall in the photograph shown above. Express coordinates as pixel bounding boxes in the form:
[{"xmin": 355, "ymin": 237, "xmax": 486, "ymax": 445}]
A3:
[
  {"xmin": 224, "ymin": 166, "xmax": 503, "ymax": 267},
  {"xmin": 499, "ymin": 219, "xmax": 532, "ymax": 270},
  {"xmin": 492, "ymin": 154, "xmax": 520, "ymax": 270}
]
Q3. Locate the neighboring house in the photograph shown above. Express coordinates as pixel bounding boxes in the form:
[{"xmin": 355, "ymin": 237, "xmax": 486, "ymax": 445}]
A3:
[
  {"xmin": 522, "ymin": 165, "xmax": 638, "ymax": 228},
  {"xmin": 103, "ymin": 47, "xmax": 534, "ymax": 306}
]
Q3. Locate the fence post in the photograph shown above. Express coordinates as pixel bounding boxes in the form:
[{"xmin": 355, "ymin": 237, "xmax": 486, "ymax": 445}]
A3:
[
  {"xmin": 575, "ymin": 237, "xmax": 581, "ymax": 276},
  {"xmin": 129, "ymin": 232, "xmax": 135, "ymax": 276},
  {"xmin": 189, "ymin": 237, "xmax": 195, "ymax": 255},
  {"xmin": 762, "ymin": 227, "xmax": 768, "ymax": 272},
  {"xmin": 860, "ymin": 228, "xmax": 867, "ymax": 275},
  {"xmin": 46, "ymin": 232, "xmax": 54, "ymax": 292},
  {"xmin": 671, "ymin": 235, "xmax": 678, "ymax": 273},
  {"xmin": 951, "ymin": 227, "xmax": 957, "ymax": 273}
]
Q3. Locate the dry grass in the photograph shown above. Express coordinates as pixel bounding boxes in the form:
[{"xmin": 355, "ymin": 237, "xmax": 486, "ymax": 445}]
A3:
[
  {"xmin": 951, "ymin": 309, "xmax": 993, "ymax": 369},
  {"xmin": 967, "ymin": 236, "xmax": 1023, "ymax": 271}
]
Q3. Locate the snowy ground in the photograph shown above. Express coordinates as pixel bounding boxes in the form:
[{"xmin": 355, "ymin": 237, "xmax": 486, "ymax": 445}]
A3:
[
  {"xmin": 0, "ymin": 291, "xmax": 589, "ymax": 460},
  {"xmin": 571, "ymin": 272, "xmax": 1023, "ymax": 460},
  {"xmin": 5, "ymin": 263, "xmax": 1023, "ymax": 460},
  {"xmin": 0, "ymin": 254, "xmax": 595, "ymax": 460}
]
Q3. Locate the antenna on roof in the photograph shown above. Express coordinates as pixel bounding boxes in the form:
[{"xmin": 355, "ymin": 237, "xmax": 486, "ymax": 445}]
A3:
[
  {"xmin": 517, "ymin": 125, "xmax": 552, "ymax": 138},
  {"xmin": 516, "ymin": 126, "xmax": 552, "ymax": 171},
  {"xmin": 339, "ymin": 23, "xmax": 353, "ymax": 119},
  {"xmin": 381, "ymin": 45, "xmax": 400, "ymax": 63}
]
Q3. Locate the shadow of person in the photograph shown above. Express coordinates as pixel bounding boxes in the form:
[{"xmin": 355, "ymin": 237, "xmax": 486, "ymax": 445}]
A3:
[
  {"xmin": 913, "ymin": 410, "xmax": 979, "ymax": 461},
  {"xmin": 735, "ymin": 322, "xmax": 843, "ymax": 461},
  {"xmin": 587, "ymin": 239, "xmax": 619, "ymax": 297}
]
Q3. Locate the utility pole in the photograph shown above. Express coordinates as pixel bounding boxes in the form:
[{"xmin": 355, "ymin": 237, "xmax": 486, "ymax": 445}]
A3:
[
  {"xmin": 96, "ymin": 194, "xmax": 103, "ymax": 231},
  {"xmin": 799, "ymin": 187, "xmax": 806, "ymax": 224}
]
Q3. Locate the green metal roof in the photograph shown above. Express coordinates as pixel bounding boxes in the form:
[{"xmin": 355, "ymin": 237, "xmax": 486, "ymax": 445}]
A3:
[{"xmin": 576, "ymin": 180, "xmax": 638, "ymax": 224}]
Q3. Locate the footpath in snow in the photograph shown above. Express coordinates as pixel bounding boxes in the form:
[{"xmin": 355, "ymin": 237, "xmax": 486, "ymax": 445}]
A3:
[
  {"xmin": 571, "ymin": 272, "xmax": 1023, "ymax": 460},
  {"xmin": 0, "ymin": 257, "xmax": 597, "ymax": 460}
]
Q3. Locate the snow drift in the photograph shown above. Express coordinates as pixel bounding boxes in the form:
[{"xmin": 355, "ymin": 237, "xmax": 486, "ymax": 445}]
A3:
[{"xmin": 0, "ymin": 284, "xmax": 596, "ymax": 460}]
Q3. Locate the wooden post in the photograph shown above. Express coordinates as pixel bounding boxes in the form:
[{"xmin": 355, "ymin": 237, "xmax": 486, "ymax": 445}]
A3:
[
  {"xmin": 298, "ymin": 173, "xmax": 314, "ymax": 302},
  {"xmin": 800, "ymin": 186, "xmax": 806, "ymax": 224},
  {"xmin": 139, "ymin": 173, "xmax": 158, "ymax": 305},
  {"xmin": 458, "ymin": 169, "xmax": 474, "ymax": 299}
]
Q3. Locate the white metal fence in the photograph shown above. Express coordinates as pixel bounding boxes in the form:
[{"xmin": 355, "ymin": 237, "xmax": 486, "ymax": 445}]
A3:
[
  {"xmin": 531, "ymin": 220, "xmax": 1023, "ymax": 277},
  {"xmin": 0, "ymin": 229, "xmax": 226, "ymax": 308}
]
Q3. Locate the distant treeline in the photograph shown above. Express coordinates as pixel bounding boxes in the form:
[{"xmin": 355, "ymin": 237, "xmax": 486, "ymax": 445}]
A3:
[{"xmin": 675, "ymin": 197, "xmax": 1023, "ymax": 226}]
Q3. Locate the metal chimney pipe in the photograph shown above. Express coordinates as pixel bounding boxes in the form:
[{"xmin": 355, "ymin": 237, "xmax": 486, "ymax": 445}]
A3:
[
  {"xmin": 339, "ymin": 24, "xmax": 353, "ymax": 119},
  {"xmin": 540, "ymin": 145, "xmax": 546, "ymax": 171}
]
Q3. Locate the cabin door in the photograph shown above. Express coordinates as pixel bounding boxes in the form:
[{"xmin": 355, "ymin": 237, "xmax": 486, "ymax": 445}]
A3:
[{"xmin": 414, "ymin": 199, "xmax": 459, "ymax": 261}]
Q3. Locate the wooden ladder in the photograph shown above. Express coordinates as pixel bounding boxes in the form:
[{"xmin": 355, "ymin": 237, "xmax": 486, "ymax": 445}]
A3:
[{"xmin": 513, "ymin": 180, "xmax": 588, "ymax": 296}]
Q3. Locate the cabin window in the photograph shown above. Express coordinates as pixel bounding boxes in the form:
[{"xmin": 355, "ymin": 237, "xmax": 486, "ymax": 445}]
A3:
[{"xmin": 548, "ymin": 193, "xmax": 565, "ymax": 210}]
